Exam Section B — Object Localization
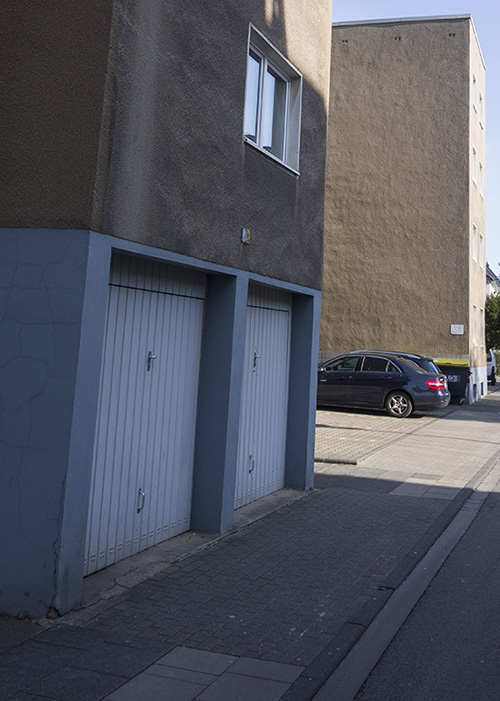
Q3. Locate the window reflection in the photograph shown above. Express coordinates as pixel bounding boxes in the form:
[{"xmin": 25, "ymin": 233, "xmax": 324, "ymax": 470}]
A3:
[
  {"xmin": 244, "ymin": 50, "xmax": 261, "ymax": 142},
  {"xmin": 262, "ymin": 67, "xmax": 286, "ymax": 159}
]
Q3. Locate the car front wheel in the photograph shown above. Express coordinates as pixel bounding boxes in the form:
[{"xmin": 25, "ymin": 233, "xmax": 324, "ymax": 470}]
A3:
[
  {"xmin": 491, "ymin": 369, "xmax": 497, "ymax": 386},
  {"xmin": 385, "ymin": 390, "xmax": 413, "ymax": 418}
]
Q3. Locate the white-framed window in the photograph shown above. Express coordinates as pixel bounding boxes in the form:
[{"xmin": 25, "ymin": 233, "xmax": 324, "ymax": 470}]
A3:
[
  {"xmin": 479, "ymin": 232, "xmax": 484, "ymax": 269},
  {"xmin": 479, "ymin": 162, "xmax": 484, "ymax": 195},
  {"xmin": 473, "ymin": 304, "xmax": 478, "ymax": 345},
  {"xmin": 472, "ymin": 74, "xmax": 477, "ymax": 111},
  {"xmin": 472, "ymin": 148, "xmax": 477, "ymax": 184},
  {"xmin": 480, "ymin": 307, "xmax": 485, "ymax": 347},
  {"xmin": 472, "ymin": 223, "xmax": 478, "ymax": 262},
  {"xmin": 479, "ymin": 93, "xmax": 484, "ymax": 127},
  {"xmin": 243, "ymin": 25, "xmax": 302, "ymax": 173}
]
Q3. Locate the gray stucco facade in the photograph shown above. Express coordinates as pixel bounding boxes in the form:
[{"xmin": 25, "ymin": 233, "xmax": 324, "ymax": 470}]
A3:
[{"xmin": 1, "ymin": 1, "xmax": 330, "ymax": 617}]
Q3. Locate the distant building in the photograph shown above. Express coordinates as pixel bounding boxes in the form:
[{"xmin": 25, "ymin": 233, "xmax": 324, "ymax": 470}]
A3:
[
  {"xmin": 0, "ymin": 0, "xmax": 332, "ymax": 617},
  {"xmin": 486, "ymin": 262, "xmax": 500, "ymax": 295},
  {"xmin": 322, "ymin": 15, "xmax": 487, "ymax": 401}
]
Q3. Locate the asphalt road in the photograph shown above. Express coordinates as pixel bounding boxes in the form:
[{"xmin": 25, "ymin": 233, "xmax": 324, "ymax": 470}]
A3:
[{"xmin": 355, "ymin": 477, "xmax": 500, "ymax": 700}]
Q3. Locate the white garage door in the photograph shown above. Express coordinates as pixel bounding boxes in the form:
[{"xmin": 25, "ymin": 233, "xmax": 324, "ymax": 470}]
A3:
[
  {"xmin": 84, "ymin": 255, "xmax": 205, "ymax": 575},
  {"xmin": 235, "ymin": 284, "xmax": 291, "ymax": 509}
]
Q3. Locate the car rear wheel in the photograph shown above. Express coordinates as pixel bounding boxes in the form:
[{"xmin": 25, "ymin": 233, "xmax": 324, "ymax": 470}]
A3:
[
  {"xmin": 385, "ymin": 390, "xmax": 413, "ymax": 418},
  {"xmin": 491, "ymin": 369, "xmax": 497, "ymax": 386}
]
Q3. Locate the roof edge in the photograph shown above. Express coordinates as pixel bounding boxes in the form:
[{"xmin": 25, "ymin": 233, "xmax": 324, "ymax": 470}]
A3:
[{"xmin": 332, "ymin": 15, "xmax": 471, "ymax": 28}]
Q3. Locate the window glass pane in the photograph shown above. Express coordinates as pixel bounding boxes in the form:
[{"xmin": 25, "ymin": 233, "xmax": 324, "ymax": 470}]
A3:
[
  {"xmin": 325, "ymin": 356, "xmax": 360, "ymax": 372},
  {"xmin": 419, "ymin": 359, "xmax": 439, "ymax": 373},
  {"xmin": 399, "ymin": 358, "xmax": 424, "ymax": 373},
  {"xmin": 271, "ymin": 69, "xmax": 286, "ymax": 159},
  {"xmin": 262, "ymin": 66, "xmax": 286, "ymax": 159},
  {"xmin": 244, "ymin": 51, "xmax": 261, "ymax": 142},
  {"xmin": 361, "ymin": 357, "xmax": 388, "ymax": 372},
  {"xmin": 261, "ymin": 69, "xmax": 275, "ymax": 152}
]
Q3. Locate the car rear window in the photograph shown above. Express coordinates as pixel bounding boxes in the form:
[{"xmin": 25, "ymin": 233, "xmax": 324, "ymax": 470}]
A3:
[
  {"xmin": 418, "ymin": 359, "xmax": 440, "ymax": 373},
  {"xmin": 399, "ymin": 358, "xmax": 426, "ymax": 373}
]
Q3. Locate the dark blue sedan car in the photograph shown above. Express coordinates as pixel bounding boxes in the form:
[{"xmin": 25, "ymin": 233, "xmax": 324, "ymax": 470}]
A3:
[{"xmin": 318, "ymin": 352, "xmax": 451, "ymax": 418}]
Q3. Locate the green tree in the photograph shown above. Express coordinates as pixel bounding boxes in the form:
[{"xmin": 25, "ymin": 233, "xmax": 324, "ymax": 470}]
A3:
[{"xmin": 485, "ymin": 293, "xmax": 500, "ymax": 349}]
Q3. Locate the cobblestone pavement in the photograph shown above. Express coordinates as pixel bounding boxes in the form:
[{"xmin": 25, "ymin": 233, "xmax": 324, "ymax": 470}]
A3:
[
  {"xmin": 315, "ymin": 404, "xmax": 454, "ymax": 464},
  {"xmin": 70, "ymin": 488, "xmax": 446, "ymax": 663},
  {"xmin": 1, "ymin": 390, "xmax": 500, "ymax": 700}
]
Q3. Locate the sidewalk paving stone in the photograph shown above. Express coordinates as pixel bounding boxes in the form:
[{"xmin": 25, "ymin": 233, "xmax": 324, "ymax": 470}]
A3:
[{"xmin": 1, "ymin": 390, "xmax": 500, "ymax": 700}]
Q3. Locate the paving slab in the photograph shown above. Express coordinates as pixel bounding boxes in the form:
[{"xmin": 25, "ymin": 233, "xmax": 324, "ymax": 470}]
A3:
[
  {"xmin": 156, "ymin": 647, "xmax": 237, "ymax": 675},
  {"xmin": 196, "ymin": 672, "xmax": 290, "ymax": 701},
  {"xmin": 105, "ymin": 671, "xmax": 205, "ymax": 700},
  {"xmin": 314, "ymin": 406, "xmax": 450, "ymax": 464},
  {"xmin": 0, "ymin": 617, "xmax": 43, "ymax": 654},
  {"xmin": 1, "ymin": 389, "xmax": 499, "ymax": 700},
  {"xmin": 25, "ymin": 667, "xmax": 127, "ymax": 701},
  {"xmin": 226, "ymin": 657, "xmax": 304, "ymax": 682}
]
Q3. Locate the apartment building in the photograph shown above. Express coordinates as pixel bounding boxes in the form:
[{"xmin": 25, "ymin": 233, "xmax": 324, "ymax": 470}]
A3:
[
  {"xmin": 0, "ymin": 0, "xmax": 331, "ymax": 617},
  {"xmin": 322, "ymin": 15, "xmax": 487, "ymax": 400}
]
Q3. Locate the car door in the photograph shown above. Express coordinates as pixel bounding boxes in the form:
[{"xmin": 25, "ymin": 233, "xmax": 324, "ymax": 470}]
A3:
[
  {"xmin": 349, "ymin": 355, "xmax": 400, "ymax": 406},
  {"xmin": 318, "ymin": 355, "xmax": 362, "ymax": 405}
]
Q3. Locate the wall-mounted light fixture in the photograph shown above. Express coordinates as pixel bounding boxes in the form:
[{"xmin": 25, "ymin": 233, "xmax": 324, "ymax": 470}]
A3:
[{"xmin": 241, "ymin": 227, "xmax": 251, "ymax": 244}]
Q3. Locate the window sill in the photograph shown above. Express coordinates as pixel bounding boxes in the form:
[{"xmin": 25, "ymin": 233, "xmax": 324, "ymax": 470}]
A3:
[{"xmin": 244, "ymin": 137, "xmax": 300, "ymax": 177}]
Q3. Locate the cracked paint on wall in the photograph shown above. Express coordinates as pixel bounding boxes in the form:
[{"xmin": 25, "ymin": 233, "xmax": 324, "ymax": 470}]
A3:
[{"xmin": 0, "ymin": 229, "xmax": 95, "ymax": 617}]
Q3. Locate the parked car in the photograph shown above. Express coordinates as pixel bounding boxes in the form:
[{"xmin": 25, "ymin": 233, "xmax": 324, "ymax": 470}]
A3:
[
  {"xmin": 353, "ymin": 350, "xmax": 440, "ymax": 374},
  {"xmin": 318, "ymin": 352, "xmax": 451, "ymax": 418},
  {"xmin": 487, "ymin": 349, "xmax": 497, "ymax": 386}
]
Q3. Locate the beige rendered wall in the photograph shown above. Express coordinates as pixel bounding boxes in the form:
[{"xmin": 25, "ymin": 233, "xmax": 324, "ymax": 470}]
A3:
[
  {"xmin": 322, "ymin": 17, "xmax": 475, "ymax": 360},
  {"xmin": 468, "ymin": 25, "xmax": 487, "ymax": 370}
]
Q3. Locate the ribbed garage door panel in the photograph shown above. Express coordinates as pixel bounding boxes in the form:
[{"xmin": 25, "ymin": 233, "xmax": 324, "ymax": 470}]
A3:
[
  {"xmin": 235, "ymin": 284, "xmax": 291, "ymax": 509},
  {"xmin": 84, "ymin": 256, "xmax": 205, "ymax": 575}
]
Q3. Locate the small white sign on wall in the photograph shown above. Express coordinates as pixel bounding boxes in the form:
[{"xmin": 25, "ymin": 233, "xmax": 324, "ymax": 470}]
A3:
[{"xmin": 450, "ymin": 324, "xmax": 465, "ymax": 335}]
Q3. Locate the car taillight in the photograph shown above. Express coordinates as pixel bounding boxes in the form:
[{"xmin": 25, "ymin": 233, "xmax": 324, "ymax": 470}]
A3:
[{"xmin": 426, "ymin": 378, "xmax": 446, "ymax": 390}]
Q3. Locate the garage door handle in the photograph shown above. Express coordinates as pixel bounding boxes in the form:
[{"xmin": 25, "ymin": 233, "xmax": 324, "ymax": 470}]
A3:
[
  {"xmin": 253, "ymin": 350, "xmax": 261, "ymax": 371},
  {"xmin": 137, "ymin": 488, "xmax": 146, "ymax": 513},
  {"xmin": 147, "ymin": 351, "xmax": 157, "ymax": 371},
  {"xmin": 248, "ymin": 455, "xmax": 255, "ymax": 473}
]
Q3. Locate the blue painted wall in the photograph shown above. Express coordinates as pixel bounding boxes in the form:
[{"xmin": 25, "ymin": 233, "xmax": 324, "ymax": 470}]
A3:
[
  {"xmin": 1, "ymin": 229, "xmax": 321, "ymax": 617},
  {"xmin": 192, "ymin": 275, "xmax": 249, "ymax": 534},
  {"xmin": 0, "ymin": 229, "xmax": 108, "ymax": 616}
]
